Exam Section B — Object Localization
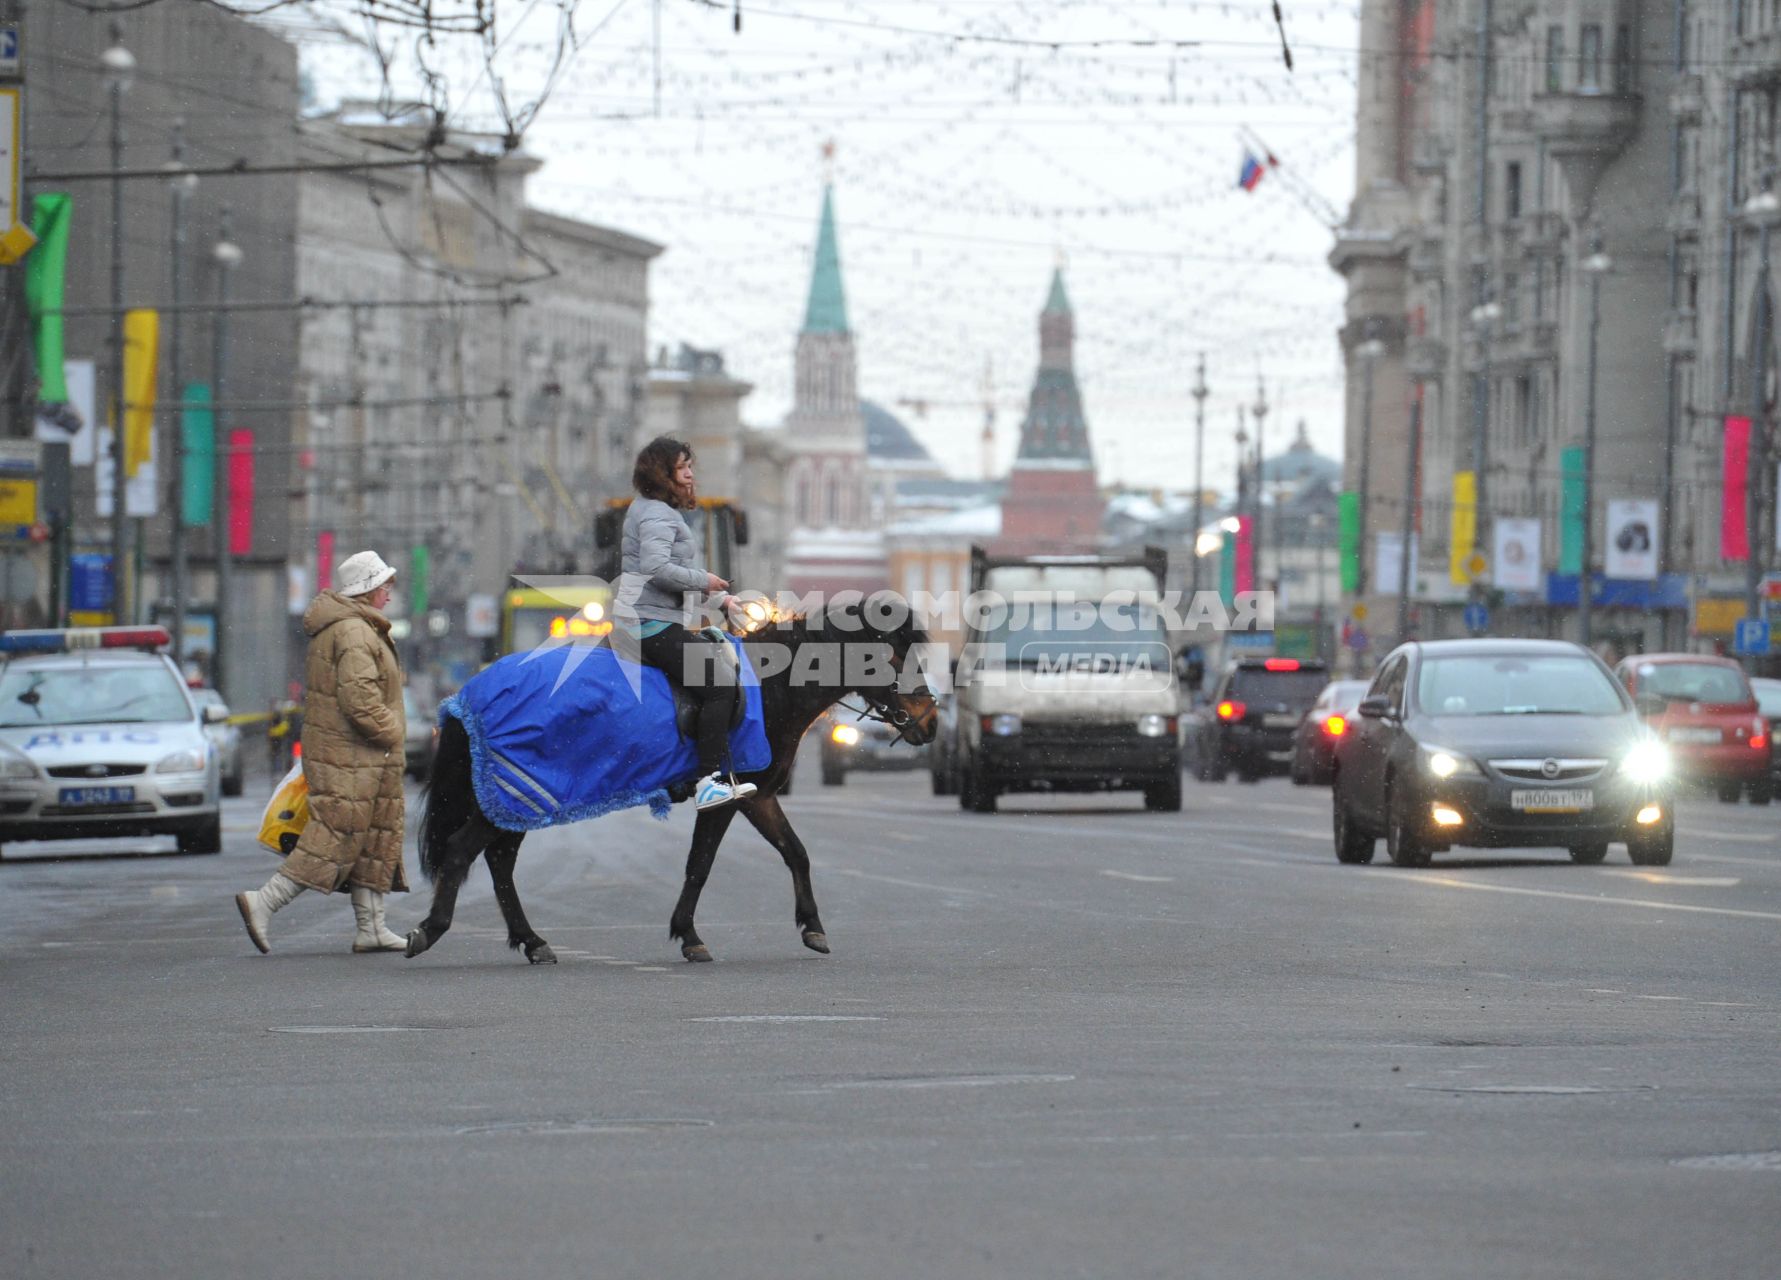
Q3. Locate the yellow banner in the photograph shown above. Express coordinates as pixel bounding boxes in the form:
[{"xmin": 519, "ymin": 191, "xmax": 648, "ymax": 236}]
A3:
[
  {"xmin": 1449, "ymin": 471, "xmax": 1476, "ymax": 585},
  {"xmin": 0, "ymin": 478, "xmax": 36, "ymax": 526},
  {"xmin": 123, "ymin": 309, "xmax": 159, "ymax": 478}
]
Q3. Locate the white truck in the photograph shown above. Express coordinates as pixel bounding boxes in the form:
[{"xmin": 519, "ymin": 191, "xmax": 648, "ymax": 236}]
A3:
[{"xmin": 952, "ymin": 546, "xmax": 1181, "ymax": 813}]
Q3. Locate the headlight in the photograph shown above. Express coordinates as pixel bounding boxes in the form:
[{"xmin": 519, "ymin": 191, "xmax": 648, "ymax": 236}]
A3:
[
  {"xmin": 1422, "ymin": 745, "xmax": 1480, "ymax": 778},
  {"xmin": 0, "ymin": 752, "xmax": 38, "ymax": 780},
  {"xmin": 1136, "ymin": 713, "xmax": 1174, "ymax": 738},
  {"xmin": 1620, "ymin": 739, "xmax": 1670, "ymax": 784},
  {"xmin": 156, "ymin": 748, "xmax": 208, "ymax": 773},
  {"xmin": 829, "ymin": 724, "xmax": 861, "ymax": 747},
  {"xmin": 983, "ymin": 713, "xmax": 1022, "ymax": 736}
]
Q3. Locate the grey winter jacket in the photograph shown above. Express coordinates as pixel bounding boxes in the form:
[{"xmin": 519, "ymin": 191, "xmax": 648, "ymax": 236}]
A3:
[{"xmin": 617, "ymin": 497, "xmax": 710, "ymax": 625}]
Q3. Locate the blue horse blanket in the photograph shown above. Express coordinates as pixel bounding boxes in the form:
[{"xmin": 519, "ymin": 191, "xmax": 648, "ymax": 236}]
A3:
[{"xmin": 439, "ymin": 637, "xmax": 770, "ymax": 832}]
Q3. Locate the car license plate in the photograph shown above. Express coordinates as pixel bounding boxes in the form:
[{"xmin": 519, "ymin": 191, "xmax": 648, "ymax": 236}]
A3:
[
  {"xmin": 57, "ymin": 786, "xmax": 135, "ymax": 806},
  {"xmin": 1668, "ymin": 727, "xmax": 1722, "ymax": 744},
  {"xmin": 1510, "ymin": 788, "xmax": 1593, "ymax": 814},
  {"xmin": 1263, "ymin": 714, "xmax": 1299, "ymax": 728}
]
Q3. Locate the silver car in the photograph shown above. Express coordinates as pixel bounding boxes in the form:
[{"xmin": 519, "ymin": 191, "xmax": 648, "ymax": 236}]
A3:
[
  {"xmin": 191, "ymin": 688, "xmax": 244, "ymax": 796},
  {"xmin": 0, "ymin": 634, "xmax": 224, "ymax": 857}
]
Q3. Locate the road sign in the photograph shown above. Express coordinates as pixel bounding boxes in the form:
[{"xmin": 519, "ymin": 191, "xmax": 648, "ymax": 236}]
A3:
[
  {"xmin": 465, "ymin": 592, "xmax": 499, "ymax": 638},
  {"xmin": 1466, "ymin": 553, "xmax": 1489, "ymax": 581},
  {"xmin": 1351, "ymin": 603, "xmax": 1368, "ymax": 622},
  {"xmin": 1763, "ymin": 572, "xmax": 1781, "ymax": 602},
  {"xmin": 1463, "ymin": 601, "xmax": 1489, "ymax": 634},
  {"xmin": 1733, "ymin": 617, "xmax": 1771, "ymax": 656},
  {"xmin": 1343, "ymin": 623, "xmax": 1370, "ymax": 651},
  {"xmin": 0, "ymin": 27, "xmax": 18, "ymax": 77}
]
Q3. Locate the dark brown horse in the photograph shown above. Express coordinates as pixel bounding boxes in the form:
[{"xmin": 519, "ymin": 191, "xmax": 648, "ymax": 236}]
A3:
[{"xmin": 405, "ymin": 596, "xmax": 938, "ymax": 964}]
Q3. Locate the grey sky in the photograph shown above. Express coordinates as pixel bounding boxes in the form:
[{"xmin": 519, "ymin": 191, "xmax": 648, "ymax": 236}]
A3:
[{"xmin": 296, "ymin": 0, "xmax": 1362, "ymax": 496}]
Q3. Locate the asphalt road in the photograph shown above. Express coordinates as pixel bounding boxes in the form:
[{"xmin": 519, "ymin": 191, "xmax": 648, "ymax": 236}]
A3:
[{"xmin": 3, "ymin": 759, "xmax": 1779, "ymax": 1280}]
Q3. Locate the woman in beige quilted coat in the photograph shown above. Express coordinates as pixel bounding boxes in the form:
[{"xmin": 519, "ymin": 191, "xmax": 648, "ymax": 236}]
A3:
[{"xmin": 234, "ymin": 550, "xmax": 409, "ymax": 954}]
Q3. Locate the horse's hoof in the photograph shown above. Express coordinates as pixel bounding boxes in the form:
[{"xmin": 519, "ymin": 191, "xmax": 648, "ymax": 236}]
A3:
[
  {"xmin": 802, "ymin": 931, "xmax": 830, "ymax": 955},
  {"xmin": 404, "ymin": 929, "xmax": 429, "ymax": 959},
  {"xmin": 526, "ymin": 942, "xmax": 557, "ymax": 965},
  {"xmin": 682, "ymin": 943, "xmax": 713, "ymax": 963}
]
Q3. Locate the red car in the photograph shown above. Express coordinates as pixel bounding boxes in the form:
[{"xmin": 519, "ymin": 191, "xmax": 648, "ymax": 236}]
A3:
[{"xmin": 1614, "ymin": 654, "xmax": 1772, "ymax": 805}]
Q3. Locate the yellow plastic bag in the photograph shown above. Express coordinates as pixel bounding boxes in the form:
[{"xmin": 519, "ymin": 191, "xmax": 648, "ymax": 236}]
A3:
[{"xmin": 258, "ymin": 761, "xmax": 309, "ymax": 856}]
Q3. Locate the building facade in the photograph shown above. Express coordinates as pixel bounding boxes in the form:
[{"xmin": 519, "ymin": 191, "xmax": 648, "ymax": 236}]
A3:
[
  {"xmin": 1334, "ymin": 0, "xmax": 1781, "ymax": 659},
  {"xmin": 296, "ymin": 113, "xmax": 660, "ymax": 685}
]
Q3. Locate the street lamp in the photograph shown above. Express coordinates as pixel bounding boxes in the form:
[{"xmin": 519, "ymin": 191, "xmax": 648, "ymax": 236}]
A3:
[
  {"xmin": 1743, "ymin": 168, "xmax": 1781, "ymax": 668},
  {"xmin": 1468, "ymin": 299, "xmax": 1501, "ymax": 576},
  {"xmin": 103, "ymin": 25, "xmax": 134, "ymax": 622},
  {"xmin": 1190, "ymin": 354, "xmax": 1209, "ymax": 600},
  {"xmin": 1579, "ymin": 236, "xmax": 1613, "ymax": 650},
  {"xmin": 165, "ymin": 122, "xmax": 197, "ymax": 670},
  {"xmin": 1354, "ymin": 335, "xmax": 1385, "ymax": 599},
  {"xmin": 211, "ymin": 211, "xmax": 242, "ymax": 700}
]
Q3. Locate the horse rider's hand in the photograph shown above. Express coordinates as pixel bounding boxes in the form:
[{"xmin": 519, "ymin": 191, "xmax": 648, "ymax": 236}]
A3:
[{"xmin": 706, "ymin": 573, "xmax": 729, "ymax": 593}]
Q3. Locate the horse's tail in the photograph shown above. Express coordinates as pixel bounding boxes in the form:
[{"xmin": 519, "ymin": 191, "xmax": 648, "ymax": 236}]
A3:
[{"xmin": 419, "ymin": 716, "xmax": 474, "ymax": 885}]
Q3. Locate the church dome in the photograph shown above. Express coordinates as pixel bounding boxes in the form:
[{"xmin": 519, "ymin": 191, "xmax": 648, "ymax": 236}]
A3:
[{"xmin": 861, "ymin": 399, "xmax": 936, "ymax": 464}]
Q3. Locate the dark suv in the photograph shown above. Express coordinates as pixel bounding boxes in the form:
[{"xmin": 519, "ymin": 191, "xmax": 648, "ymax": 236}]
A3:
[{"xmin": 1190, "ymin": 658, "xmax": 1330, "ymax": 782}]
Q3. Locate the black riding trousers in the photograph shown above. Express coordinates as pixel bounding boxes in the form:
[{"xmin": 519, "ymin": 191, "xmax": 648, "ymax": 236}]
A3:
[{"xmin": 638, "ymin": 624, "xmax": 737, "ymax": 776}]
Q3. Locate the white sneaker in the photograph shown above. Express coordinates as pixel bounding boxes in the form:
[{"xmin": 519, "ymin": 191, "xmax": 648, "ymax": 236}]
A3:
[{"xmin": 694, "ymin": 773, "xmax": 758, "ymax": 810}]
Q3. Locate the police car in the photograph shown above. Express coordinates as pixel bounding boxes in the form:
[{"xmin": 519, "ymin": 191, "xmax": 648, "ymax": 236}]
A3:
[{"xmin": 0, "ymin": 627, "xmax": 224, "ymax": 857}]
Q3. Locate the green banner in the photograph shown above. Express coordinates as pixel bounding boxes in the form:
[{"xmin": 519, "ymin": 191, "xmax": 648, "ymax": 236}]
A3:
[
  {"xmin": 1219, "ymin": 530, "xmax": 1235, "ymax": 607},
  {"xmin": 182, "ymin": 384, "xmax": 214, "ymax": 527},
  {"xmin": 23, "ymin": 194, "xmax": 73, "ymax": 403},
  {"xmin": 1559, "ymin": 446, "xmax": 1585, "ymax": 575},
  {"xmin": 410, "ymin": 545, "xmax": 430, "ymax": 616},
  {"xmin": 1338, "ymin": 491, "xmax": 1360, "ymax": 595}
]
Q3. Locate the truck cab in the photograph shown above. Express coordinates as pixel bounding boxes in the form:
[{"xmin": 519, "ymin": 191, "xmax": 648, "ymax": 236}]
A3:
[{"xmin": 953, "ymin": 546, "xmax": 1181, "ymax": 813}]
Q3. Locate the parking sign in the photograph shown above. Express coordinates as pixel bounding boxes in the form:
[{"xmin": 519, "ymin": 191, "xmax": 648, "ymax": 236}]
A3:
[{"xmin": 1733, "ymin": 617, "xmax": 1771, "ymax": 656}]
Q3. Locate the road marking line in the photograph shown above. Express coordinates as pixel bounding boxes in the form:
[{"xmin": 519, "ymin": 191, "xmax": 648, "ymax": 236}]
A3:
[
  {"xmin": 1401, "ymin": 874, "xmax": 1781, "ymax": 922},
  {"xmin": 1603, "ymin": 871, "xmax": 1741, "ymax": 887},
  {"xmin": 1675, "ymin": 828, "xmax": 1773, "ymax": 844},
  {"xmin": 827, "ymin": 867, "xmax": 988, "ymax": 896},
  {"xmin": 1100, "ymin": 870, "xmax": 1175, "ymax": 883},
  {"xmin": 1689, "ymin": 853, "xmax": 1780, "ymax": 868}
]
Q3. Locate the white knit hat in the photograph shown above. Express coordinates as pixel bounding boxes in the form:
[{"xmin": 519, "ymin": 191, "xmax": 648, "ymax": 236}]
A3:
[{"xmin": 335, "ymin": 550, "xmax": 396, "ymax": 598}]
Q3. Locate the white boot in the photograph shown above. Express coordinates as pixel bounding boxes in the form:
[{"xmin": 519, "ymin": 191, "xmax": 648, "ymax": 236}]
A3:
[
  {"xmin": 235, "ymin": 872, "xmax": 305, "ymax": 954},
  {"xmin": 351, "ymin": 886, "xmax": 405, "ymax": 953}
]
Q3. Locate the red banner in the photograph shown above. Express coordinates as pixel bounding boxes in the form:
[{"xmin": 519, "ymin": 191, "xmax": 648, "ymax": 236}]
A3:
[
  {"xmin": 1235, "ymin": 515, "xmax": 1254, "ymax": 594},
  {"xmin": 1722, "ymin": 416, "xmax": 1751, "ymax": 561},
  {"xmin": 317, "ymin": 531, "xmax": 335, "ymax": 591},
  {"xmin": 228, "ymin": 429, "xmax": 254, "ymax": 557}
]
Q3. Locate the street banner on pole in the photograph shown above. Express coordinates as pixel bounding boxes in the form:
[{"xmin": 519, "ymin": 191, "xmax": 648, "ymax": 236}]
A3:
[
  {"xmin": 94, "ymin": 420, "xmax": 156, "ymax": 517},
  {"xmin": 181, "ymin": 384, "xmax": 213, "ymax": 526},
  {"xmin": 39, "ymin": 358, "xmax": 94, "ymax": 464},
  {"xmin": 1604, "ymin": 498, "xmax": 1659, "ymax": 580},
  {"xmin": 1559, "ymin": 447, "xmax": 1586, "ymax": 574},
  {"xmin": 1492, "ymin": 517, "xmax": 1542, "ymax": 591},
  {"xmin": 317, "ymin": 531, "xmax": 334, "ymax": 591},
  {"xmin": 122, "ymin": 310, "xmax": 158, "ymax": 478},
  {"xmin": 22, "ymin": 192, "xmax": 71, "ymax": 400},
  {"xmin": 227, "ymin": 429, "xmax": 254, "ymax": 556},
  {"xmin": 0, "ymin": 86, "xmax": 37, "ymax": 265},
  {"xmin": 1337, "ymin": 491, "xmax": 1359, "ymax": 594},
  {"xmin": 1376, "ymin": 531, "xmax": 1418, "ymax": 594},
  {"xmin": 1218, "ymin": 530, "xmax": 1235, "ymax": 606},
  {"xmin": 1449, "ymin": 471, "xmax": 1476, "ymax": 585},
  {"xmin": 1722, "ymin": 416, "xmax": 1751, "ymax": 561},
  {"xmin": 1235, "ymin": 515, "xmax": 1254, "ymax": 594}
]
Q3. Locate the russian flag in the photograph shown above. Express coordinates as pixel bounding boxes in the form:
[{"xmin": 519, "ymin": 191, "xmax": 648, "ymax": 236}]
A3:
[{"xmin": 1238, "ymin": 150, "xmax": 1267, "ymax": 192}]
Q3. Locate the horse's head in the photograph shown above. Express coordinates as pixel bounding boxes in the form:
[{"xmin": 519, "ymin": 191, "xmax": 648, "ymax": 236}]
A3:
[{"xmin": 817, "ymin": 592, "xmax": 939, "ymax": 747}]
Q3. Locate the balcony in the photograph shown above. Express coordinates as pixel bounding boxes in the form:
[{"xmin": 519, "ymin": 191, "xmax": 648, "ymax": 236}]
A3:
[
  {"xmin": 1411, "ymin": 133, "xmax": 1450, "ymax": 177},
  {"xmin": 1667, "ymin": 189, "xmax": 1702, "ymax": 236},
  {"xmin": 1533, "ymin": 92, "xmax": 1640, "ymax": 212},
  {"xmin": 1663, "ymin": 309, "xmax": 1698, "ymax": 355}
]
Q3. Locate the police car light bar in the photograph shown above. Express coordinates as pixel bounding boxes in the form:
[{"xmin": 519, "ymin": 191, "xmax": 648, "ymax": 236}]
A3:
[{"xmin": 0, "ymin": 626, "xmax": 173, "ymax": 655}]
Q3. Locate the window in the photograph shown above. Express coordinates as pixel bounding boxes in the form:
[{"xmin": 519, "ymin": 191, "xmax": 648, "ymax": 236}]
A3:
[
  {"xmin": 1615, "ymin": 23, "xmax": 1634, "ymax": 93},
  {"xmin": 1580, "ymin": 24, "xmax": 1603, "ymax": 91},
  {"xmin": 1546, "ymin": 26, "xmax": 1564, "ymax": 92},
  {"xmin": 1505, "ymin": 161, "xmax": 1522, "ymax": 220},
  {"xmin": 1515, "ymin": 374, "xmax": 1533, "ymax": 446},
  {"xmin": 1504, "ymin": 271, "xmax": 1520, "ymax": 324}
]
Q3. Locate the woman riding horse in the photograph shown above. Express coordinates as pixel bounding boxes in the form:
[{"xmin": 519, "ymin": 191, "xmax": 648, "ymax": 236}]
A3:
[
  {"xmin": 405, "ymin": 594, "xmax": 938, "ymax": 965},
  {"xmin": 617, "ymin": 436, "xmax": 754, "ymax": 811}
]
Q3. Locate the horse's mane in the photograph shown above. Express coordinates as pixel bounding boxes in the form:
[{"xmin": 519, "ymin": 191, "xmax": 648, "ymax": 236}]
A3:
[{"xmin": 737, "ymin": 606, "xmax": 930, "ymax": 652}]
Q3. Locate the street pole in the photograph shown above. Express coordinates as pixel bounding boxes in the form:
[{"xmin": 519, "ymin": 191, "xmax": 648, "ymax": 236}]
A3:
[
  {"xmin": 211, "ymin": 208, "xmax": 241, "ymax": 699},
  {"xmin": 0, "ymin": 0, "xmax": 27, "ymax": 441},
  {"xmin": 167, "ymin": 122, "xmax": 195, "ymax": 670},
  {"xmin": 1470, "ymin": 299, "xmax": 1501, "ymax": 569},
  {"xmin": 1190, "ymin": 353, "xmax": 1207, "ymax": 600},
  {"xmin": 104, "ymin": 24, "xmax": 133, "ymax": 623},
  {"xmin": 1355, "ymin": 336, "xmax": 1383, "ymax": 598},
  {"xmin": 1252, "ymin": 378, "xmax": 1269, "ymax": 594},
  {"xmin": 1397, "ymin": 386, "xmax": 1423, "ymax": 645},
  {"xmin": 1580, "ymin": 235, "xmax": 1612, "ymax": 652},
  {"xmin": 1745, "ymin": 164, "xmax": 1778, "ymax": 671}
]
